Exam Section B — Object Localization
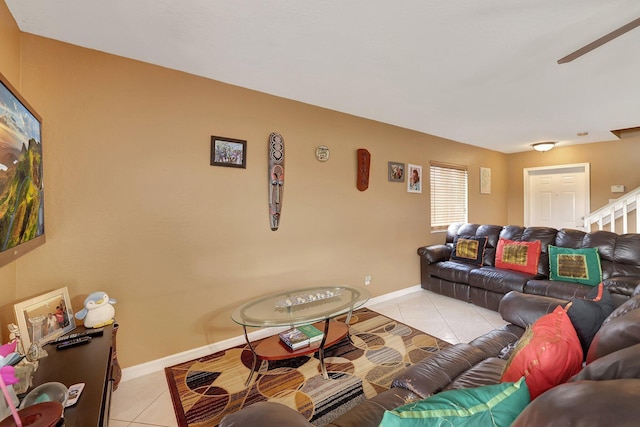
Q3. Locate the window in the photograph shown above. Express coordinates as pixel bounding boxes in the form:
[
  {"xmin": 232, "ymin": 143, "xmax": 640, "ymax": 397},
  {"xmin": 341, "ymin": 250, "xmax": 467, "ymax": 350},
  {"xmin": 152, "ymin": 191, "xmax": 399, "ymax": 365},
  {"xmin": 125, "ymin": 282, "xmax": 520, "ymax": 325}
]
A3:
[{"xmin": 430, "ymin": 162, "xmax": 468, "ymax": 232}]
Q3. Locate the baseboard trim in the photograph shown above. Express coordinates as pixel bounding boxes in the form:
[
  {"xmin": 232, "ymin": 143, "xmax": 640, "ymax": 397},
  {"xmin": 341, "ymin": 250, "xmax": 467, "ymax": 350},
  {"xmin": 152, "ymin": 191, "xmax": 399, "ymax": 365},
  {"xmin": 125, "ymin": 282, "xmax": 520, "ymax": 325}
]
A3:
[{"xmin": 121, "ymin": 284, "xmax": 423, "ymax": 381}]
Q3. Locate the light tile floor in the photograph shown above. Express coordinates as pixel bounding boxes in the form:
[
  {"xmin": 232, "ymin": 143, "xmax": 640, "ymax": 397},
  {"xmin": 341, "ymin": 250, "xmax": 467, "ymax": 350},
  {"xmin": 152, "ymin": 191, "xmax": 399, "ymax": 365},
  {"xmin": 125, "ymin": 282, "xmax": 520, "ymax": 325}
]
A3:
[{"xmin": 109, "ymin": 289, "xmax": 508, "ymax": 426}]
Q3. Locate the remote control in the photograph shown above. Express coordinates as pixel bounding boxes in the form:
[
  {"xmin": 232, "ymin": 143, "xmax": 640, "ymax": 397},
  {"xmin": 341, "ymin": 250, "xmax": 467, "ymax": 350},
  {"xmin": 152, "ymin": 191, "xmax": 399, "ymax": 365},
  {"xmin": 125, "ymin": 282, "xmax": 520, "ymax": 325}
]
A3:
[
  {"xmin": 56, "ymin": 336, "xmax": 92, "ymax": 350},
  {"xmin": 51, "ymin": 327, "xmax": 105, "ymax": 344},
  {"xmin": 65, "ymin": 383, "xmax": 85, "ymax": 407}
]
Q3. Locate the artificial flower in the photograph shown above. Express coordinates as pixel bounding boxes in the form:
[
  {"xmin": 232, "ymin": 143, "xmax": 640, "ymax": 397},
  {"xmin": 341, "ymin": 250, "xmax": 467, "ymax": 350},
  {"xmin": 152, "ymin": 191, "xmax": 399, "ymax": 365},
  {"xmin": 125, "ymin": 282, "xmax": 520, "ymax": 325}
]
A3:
[
  {"xmin": 0, "ymin": 366, "xmax": 17, "ymax": 386},
  {"xmin": 0, "ymin": 341, "xmax": 17, "ymax": 358}
]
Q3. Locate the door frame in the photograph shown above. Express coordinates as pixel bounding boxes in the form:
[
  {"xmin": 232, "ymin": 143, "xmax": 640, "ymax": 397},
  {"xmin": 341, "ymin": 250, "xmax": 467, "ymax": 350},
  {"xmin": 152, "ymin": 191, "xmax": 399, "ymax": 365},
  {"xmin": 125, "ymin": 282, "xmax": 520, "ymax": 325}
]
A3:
[{"xmin": 523, "ymin": 163, "xmax": 591, "ymax": 228}]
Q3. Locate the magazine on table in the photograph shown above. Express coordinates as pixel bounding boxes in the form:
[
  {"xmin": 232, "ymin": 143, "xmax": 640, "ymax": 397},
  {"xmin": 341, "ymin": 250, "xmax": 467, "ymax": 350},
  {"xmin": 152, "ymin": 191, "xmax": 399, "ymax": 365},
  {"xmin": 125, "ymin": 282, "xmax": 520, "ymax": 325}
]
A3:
[{"xmin": 279, "ymin": 328, "xmax": 310, "ymax": 350}]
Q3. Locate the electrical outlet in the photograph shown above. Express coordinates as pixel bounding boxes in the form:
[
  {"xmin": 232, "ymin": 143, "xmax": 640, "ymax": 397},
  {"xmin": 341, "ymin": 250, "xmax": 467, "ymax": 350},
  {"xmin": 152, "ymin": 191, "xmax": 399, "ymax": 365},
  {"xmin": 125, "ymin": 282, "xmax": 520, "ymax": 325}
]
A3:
[{"xmin": 364, "ymin": 275, "xmax": 372, "ymax": 286}]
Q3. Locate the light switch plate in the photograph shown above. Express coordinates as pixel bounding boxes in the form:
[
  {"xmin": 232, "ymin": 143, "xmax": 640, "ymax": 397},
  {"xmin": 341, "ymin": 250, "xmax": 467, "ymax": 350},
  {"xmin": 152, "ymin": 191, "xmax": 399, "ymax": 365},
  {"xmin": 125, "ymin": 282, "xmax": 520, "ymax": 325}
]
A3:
[{"xmin": 611, "ymin": 185, "xmax": 625, "ymax": 193}]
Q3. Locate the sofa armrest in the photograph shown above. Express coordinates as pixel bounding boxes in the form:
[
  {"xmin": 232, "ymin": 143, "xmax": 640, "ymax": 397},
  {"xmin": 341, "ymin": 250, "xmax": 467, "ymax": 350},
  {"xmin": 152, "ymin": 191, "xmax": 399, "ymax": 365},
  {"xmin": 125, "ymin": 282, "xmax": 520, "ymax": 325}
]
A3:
[
  {"xmin": 219, "ymin": 402, "xmax": 312, "ymax": 427},
  {"xmin": 498, "ymin": 291, "xmax": 564, "ymax": 329},
  {"xmin": 417, "ymin": 244, "xmax": 451, "ymax": 263},
  {"xmin": 602, "ymin": 275, "xmax": 640, "ymax": 298}
]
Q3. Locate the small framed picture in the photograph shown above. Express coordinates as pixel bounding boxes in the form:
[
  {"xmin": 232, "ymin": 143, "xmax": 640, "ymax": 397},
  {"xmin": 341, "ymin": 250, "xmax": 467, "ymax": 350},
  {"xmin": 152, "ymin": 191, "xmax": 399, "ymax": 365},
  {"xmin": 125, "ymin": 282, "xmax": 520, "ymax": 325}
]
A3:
[
  {"xmin": 407, "ymin": 164, "xmax": 422, "ymax": 193},
  {"xmin": 211, "ymin": 136, "xmax": 247, "ymax": 168},
  {"xmin": 388, "ymin": 161, "xmax": 405, "ymax": 182},
  {"xmin": 480, "ymin": 167, "xmax": 491, "ymax": 194},
  {"xmin": 14, "ymin": 287, "xmax": 76, "ymax": 349}
]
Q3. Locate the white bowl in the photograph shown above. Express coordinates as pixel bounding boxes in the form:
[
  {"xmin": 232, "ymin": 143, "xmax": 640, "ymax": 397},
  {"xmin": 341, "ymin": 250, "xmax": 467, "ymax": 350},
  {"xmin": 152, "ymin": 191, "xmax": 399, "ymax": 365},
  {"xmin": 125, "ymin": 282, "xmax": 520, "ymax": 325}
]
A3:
[{"xmin": 19, "ymin": 382, "xmax": 68, "ymax": 409}]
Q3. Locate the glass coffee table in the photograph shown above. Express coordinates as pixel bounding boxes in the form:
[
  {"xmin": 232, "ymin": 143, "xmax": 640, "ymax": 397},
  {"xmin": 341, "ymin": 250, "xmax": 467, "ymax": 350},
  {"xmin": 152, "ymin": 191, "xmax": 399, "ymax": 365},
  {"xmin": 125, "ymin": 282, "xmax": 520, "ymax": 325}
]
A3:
[{"xmin": 231, "ymin": 286, "xmax": 369, "ymax": 386}]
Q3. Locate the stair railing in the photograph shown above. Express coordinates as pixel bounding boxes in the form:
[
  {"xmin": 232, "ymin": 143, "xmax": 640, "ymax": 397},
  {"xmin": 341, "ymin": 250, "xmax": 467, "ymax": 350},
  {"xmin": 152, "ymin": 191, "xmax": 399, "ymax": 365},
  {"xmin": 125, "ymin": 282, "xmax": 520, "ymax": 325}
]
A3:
[{"xmin": 584, "ymin": 187, "xmax": 640, "ymax": 233}]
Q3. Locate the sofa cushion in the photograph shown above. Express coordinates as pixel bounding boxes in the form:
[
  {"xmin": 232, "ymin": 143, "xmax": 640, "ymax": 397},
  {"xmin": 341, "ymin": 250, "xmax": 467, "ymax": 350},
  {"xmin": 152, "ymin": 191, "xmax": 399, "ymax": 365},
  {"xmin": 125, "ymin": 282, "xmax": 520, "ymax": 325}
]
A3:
[
  {"xmin": 571, "ymin": 343, "xmax": 640, "ymax": 382},
  {"xmin": 428, "ymin": 261, "xmax": 478, "ymax": 285},
  {"xmin": 467, "ymin": 325, "xmax": 524, "ymax": 357},
  {"xmin": 379, "ymin": 378, "xmax": 529, "ymax": 427},
  {"xmin": 603, "ymin": 293, "xmax": 640, "ymax": 323},
  {"xmin": 468, "ymin": 267, "xmax": 531, "ymax": 294},
  {"xmin": 549, "ymin": 245, "xmax": 602, "ymax": 286},
  {"xmin": 498, "ymin": 291, "xmax": 562, "ymax": 329},
  {"xmin": 444, "ymin": 357, "xmax": 507, "ymax": 391},
  {"xmin": 511, "ymin": 380, "xmax": 640, "ymax": 427},
  {"xmin": 327, "ymin": 387, "xmax": 421, "ymax": 427},
  {"xmin": 495, "ymin": 238, "xmax": 541, "ymax": 275},
  {"xmin": 392, "ymin": 344, "xmax": 488, "ymax": 398},
  {"xmin": 524, "ymin": 279, "xmax": 591, "ymax": 301},
  {"xmin": 450, "ymin": 236, "xmax": 487, "ymax": 266},
  {"xmin": 219, "ymin": 402, "xmax": 311, "ymax": 427},
  {"xmin": 501, "ymin": 306, "xmax": 583, "ymax": 399},
  {"xmin": 586, "ymin": 303, "xmax": 640, "ymax": 364},
  {"xmin": 565, "ymin": 283, "xmax": 614, "ymax": 356}
]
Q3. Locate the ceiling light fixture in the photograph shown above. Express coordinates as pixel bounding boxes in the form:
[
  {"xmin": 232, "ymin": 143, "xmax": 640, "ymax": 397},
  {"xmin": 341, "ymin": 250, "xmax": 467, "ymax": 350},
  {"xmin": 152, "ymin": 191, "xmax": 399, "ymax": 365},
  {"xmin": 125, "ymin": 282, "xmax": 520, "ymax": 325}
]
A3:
[{"xmin": 532, "ymin": 142, "xmax": 556, "ymax": 152}]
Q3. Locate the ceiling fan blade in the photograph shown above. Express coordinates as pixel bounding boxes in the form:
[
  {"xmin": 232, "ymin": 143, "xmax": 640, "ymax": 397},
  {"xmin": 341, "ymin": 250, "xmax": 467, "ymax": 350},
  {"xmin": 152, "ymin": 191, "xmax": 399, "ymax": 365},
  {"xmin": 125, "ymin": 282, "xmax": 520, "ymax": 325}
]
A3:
[{"xmin": 557, "ymin": 17, "xmax": 640, "ymax": 64}]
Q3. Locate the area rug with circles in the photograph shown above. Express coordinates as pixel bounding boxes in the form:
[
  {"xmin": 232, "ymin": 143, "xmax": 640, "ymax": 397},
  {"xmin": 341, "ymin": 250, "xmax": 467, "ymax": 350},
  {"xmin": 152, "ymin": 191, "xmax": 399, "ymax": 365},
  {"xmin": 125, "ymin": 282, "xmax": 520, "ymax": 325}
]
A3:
[{"xmin": 165, "ymin": 307, "xmax": 451, "ymax": 427}]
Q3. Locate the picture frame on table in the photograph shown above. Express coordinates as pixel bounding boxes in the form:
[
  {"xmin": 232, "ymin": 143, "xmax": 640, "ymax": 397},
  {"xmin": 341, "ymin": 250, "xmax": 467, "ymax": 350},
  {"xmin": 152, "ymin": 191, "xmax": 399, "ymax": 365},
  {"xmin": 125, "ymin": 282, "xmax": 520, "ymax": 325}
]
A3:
[
  {"xmin": 388, "ymin": 161, "xmax": 405, "ymax": 182},
  {"xmin": 13, "ymin": 287, "xmax": 76, "ymax": 350},
  {"xmin": 210, "ymin": 135, "xmax": 247, "ymax": 168},
  {"xmin": 407, "ymin": 164, "xmax": 422, "ymax": 193}
]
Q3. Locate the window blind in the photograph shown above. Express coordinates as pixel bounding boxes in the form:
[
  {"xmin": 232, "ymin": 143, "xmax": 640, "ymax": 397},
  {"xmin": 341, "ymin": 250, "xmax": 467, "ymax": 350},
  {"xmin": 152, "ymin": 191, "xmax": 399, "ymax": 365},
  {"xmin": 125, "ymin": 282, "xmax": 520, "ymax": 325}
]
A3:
[{"xmin": 430, "ymin": 162, "xmax": 468, "ymax": 232}]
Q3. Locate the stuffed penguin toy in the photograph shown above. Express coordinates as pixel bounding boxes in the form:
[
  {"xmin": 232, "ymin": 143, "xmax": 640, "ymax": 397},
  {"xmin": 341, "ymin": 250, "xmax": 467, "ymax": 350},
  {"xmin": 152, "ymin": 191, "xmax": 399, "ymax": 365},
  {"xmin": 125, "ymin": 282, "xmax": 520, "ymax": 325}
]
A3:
[{"xmin": 75, "ymin": 291, "xmax": 116, "ymax": 328}]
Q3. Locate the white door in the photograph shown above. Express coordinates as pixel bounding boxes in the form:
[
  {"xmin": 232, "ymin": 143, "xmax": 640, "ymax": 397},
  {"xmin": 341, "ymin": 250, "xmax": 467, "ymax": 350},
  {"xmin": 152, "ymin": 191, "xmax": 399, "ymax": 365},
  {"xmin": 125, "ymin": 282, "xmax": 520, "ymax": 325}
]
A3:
[{"xmin": 524, "ymin": 164, "xmax": 590, "ymax": 230}]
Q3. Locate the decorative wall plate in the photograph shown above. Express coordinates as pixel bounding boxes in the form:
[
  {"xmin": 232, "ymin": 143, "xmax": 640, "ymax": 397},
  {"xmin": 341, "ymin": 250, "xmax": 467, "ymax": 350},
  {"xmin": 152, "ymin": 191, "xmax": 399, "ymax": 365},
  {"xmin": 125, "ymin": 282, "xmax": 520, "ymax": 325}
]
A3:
[{"xmin": 315, "ymin": 145, "xmax": 330, "ymax": 162}]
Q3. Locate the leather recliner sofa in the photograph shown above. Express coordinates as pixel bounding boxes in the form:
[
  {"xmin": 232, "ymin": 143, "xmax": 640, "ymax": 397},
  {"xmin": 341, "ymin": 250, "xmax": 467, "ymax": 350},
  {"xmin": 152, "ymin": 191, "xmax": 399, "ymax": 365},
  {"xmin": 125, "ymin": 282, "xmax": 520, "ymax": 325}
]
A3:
[
  {"xmin": 220, "ymin": 289, "xmax": 640, "ymax": 427},
  {"xmin": 418, "ymin": 223, "xmax": 640, "ymax": 311}
]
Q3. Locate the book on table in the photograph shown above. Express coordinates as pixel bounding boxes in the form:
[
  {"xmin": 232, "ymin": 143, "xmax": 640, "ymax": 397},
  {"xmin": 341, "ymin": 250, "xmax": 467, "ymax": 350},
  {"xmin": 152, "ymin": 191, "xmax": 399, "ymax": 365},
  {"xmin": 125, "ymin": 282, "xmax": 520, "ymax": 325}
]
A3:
[
  {"xmin": 297, "ymin": 324, "xmax": 324, "ymax": 343},
  {"xmin": 279, "ymin": 324, "xmax": 326, "ymax": 350},
  {"xmin": 279, "ymin": 328, "xmax": 310, "ymax": 350}
]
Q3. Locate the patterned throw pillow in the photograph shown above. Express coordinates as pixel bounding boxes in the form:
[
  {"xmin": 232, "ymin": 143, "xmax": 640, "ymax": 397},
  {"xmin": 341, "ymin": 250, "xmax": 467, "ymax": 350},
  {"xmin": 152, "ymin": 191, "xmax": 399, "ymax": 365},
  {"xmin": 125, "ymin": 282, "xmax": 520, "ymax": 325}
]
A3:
[
  {"xmin": 501, "ymin": 306, "xmax": 583, "ymax": 399},
  {"xmin": 379, "ymin": 378, "xmax": 530, "ymax": 427},
  {"xmin": 495, "ymin": 239, "xmax": 541, "ymax": 275},
  {"xmin": 450, "ymin": 236, "xmax": 487, "ymax": 266},
  {"xmin": 548, "ymin": 245, "xmax": 602, "ymax": 286}
]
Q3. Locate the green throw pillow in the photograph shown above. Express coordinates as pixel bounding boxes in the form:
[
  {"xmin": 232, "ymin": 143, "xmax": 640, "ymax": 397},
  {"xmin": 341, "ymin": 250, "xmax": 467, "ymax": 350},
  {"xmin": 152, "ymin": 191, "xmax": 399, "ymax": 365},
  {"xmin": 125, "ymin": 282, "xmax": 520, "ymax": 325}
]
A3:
[
  {"xmin": 379, "ymin": 378, "xmax": 530, "ymax": 427},
  {"xmin": 548, "ymin": 245, "xmax": 602, "ymax": 286}
]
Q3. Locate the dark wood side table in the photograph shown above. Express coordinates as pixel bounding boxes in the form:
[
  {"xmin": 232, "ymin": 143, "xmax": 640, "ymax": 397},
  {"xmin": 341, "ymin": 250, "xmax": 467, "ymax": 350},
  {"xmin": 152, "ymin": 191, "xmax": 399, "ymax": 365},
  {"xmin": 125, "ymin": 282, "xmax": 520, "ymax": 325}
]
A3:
[{"xmin": 27, "ymin": 323, "xmax": 120, "ymax": 426}]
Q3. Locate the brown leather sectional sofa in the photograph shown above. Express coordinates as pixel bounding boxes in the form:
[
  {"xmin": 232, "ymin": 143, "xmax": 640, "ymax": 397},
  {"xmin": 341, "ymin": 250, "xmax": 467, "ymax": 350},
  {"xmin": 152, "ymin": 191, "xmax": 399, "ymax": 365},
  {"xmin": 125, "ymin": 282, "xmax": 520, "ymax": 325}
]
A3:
[
  {"xmin": 419, "ymin": 223, "xmax": 640, "ymax": 310},
  {"xmin": 220, "ymin": 289, "xmax": 640, "ymax": 426}
]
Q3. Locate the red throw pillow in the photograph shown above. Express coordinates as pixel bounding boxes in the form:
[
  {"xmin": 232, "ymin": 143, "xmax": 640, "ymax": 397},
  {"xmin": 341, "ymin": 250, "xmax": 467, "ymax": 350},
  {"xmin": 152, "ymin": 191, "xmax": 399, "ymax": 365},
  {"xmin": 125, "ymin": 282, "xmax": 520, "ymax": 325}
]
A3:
[
  {"xmin": 501, "ymin": 305, "xmax": 583, "ymax": 399},
  {"xmin": 495, "ymin": 239, "xmax": 541, "ymax": 275}
]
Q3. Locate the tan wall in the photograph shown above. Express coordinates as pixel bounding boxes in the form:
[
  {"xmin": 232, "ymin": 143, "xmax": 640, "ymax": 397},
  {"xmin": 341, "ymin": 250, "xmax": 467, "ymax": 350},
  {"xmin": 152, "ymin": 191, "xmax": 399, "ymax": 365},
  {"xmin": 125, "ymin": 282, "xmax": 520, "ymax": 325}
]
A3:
[
  {"xmin": 1, "ymin": 34, "xmax": 509, "ymax": 368},
  {"xmin": 0, "ymin": 0, "xmax": 20, "ymax": 324},
  {"xmin": 506, "ymin": 138, "xmax": 640, "ymax": 227}
]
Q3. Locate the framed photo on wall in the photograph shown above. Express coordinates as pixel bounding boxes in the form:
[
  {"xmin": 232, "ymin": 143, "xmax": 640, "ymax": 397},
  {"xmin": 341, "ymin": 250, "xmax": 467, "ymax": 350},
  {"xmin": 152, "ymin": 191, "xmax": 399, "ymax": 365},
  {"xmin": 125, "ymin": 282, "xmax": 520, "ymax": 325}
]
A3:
[
  {"xmin": 14, "ymin": 287, "xmax": 76, "ymax": 350},
  {"xmin": 388, "ymin": 161, "xmax": 405, "ymax": 182},
  {"xmin": 480, "ymin": 167, "xmax": 491, "ymax": 194},
  {"xmin": 407, "ymin": 164, "xmax": 422, "ymax": 193},
  {"xmin": 210, "ymin": 135, "xmax": 247, "ymax": 168}
]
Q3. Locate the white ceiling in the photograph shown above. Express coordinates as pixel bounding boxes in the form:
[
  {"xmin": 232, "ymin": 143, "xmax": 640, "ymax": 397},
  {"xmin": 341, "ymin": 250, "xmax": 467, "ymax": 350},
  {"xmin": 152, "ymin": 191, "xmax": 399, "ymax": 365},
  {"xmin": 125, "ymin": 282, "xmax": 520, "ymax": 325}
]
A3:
[{"xmin": 6, "ymin": 0, "xmax": 640, "ymax": 153}]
